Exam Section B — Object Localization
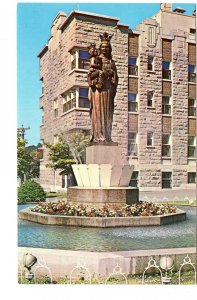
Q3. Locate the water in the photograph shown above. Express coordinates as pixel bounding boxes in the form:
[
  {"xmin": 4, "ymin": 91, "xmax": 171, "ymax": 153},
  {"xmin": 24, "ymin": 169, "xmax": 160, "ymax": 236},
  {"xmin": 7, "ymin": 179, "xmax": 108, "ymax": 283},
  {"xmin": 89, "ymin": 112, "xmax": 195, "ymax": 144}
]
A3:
[{"xmin": 18, "ymin": 204, "xmax": 196, "ymax": 252}]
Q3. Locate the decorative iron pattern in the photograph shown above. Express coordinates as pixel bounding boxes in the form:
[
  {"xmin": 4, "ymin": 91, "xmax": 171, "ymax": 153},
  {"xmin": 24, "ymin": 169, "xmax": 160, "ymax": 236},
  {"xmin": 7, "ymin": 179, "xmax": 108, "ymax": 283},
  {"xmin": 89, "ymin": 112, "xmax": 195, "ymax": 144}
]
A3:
[
  {"xmin": 105, "ymin": 264, "xmax": 128, "ymax": 284},
  {"xmin": 33, "ymin": 257, "xmax": 53, "ymax": 284},
  {"xmin": 142, "ymin": 257, "xmax": 163, "ymax": 285},
  {"xmin": 69, "ymin": 260, "xmax": 92, "ymax": 284},
  {"xmin": 179, "ymin": 254, "xmax": 196, "ymax": 285}
]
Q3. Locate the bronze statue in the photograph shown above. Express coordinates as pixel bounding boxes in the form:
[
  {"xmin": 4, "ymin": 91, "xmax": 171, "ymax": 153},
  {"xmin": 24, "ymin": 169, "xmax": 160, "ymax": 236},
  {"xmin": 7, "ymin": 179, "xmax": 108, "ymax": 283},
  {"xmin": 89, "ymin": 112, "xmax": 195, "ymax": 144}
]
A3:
[{"xmin": 87, "ymin": 32, "xmax": 118, "ymax": 143}]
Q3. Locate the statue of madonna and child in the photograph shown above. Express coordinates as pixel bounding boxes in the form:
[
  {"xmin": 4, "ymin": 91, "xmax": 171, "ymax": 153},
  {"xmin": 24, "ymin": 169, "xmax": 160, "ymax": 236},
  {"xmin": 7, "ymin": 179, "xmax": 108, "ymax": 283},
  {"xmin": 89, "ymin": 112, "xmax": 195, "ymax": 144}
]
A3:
[{"xmin": 87, "ymin": 32, "xmax": 118, "ymax": 144}]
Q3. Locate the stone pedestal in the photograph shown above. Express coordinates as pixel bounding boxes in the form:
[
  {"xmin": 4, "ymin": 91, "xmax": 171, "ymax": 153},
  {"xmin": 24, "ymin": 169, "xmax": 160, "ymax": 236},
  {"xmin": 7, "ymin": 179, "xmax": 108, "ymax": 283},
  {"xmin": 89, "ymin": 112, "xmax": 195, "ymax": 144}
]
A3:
[
  {"xmin": 70, "ymin": 143, "xmax": 139, "ymax": 208},
  {"xmin": 86, "ymin": 143, "xmax": 122, "ymax": 165},
  {"xmin": 67, "ymin": 187, "xmax": 139, "ymax": 208}
]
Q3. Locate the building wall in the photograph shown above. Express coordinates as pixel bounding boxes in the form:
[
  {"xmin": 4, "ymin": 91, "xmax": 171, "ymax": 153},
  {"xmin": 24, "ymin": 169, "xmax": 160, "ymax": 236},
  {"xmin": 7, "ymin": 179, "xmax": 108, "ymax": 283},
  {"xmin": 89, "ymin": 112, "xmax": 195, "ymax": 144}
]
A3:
[{"xmin": 38, "ymin": 8, "xmax": 196, "ymax": 197}]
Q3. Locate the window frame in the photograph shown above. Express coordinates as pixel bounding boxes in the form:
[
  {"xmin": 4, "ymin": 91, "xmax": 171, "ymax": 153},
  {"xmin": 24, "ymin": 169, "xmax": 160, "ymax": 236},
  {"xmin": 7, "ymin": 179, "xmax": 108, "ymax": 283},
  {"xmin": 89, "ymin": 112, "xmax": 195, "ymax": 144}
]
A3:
[
  {"xmin": 188, "ymin": 172, "xmax": 196, "ymax": 184},
  {"xmin": 71, "ymin": 49, "xmax": 90, "ymax": 70},
  {"xmin": 162, "ymin": 60, "xmax": 171, "ymax": 80},
  {"xmin": 53, "ymin": 99, "xmax": 58, "ymax": 118},
  {"xmin": 188, "ymin": 135, "xmax": 196, "ymax": 158},
  {"xmin": 147, "ymin": 131, "xmax": 154, "ymax": 147},
  {"xmin": 147, "ymin": 56, "xmax": 154, "ymax": 71},
  {"xmin": 128, "ymin": 132, "xmax": 138, "ymax": 156},
  {"xmin": 162, "ymin": 133, "xmax": 171, "ymax": 157},
  {"xmin": 128, "ymin": 56, "xmax": 138, "ymax": 76},
  {"xmin": 147, "ymin": 91, "xmax": 154, "ymax": 107},
  {"xmin": 188, "ymin": 98, "xmax": 196, "ymax": 117},
  {"xmin": 128, "ymin": 92, "xmax": 138, "ymax": 112},
  {"xmin": 129, "ymin": 171, "xmax": 139, "ymax": 187},
  {"xmin": 162, "ymin": 95, "xmax": 171, "ymax": 115},
  {"xmin": 78, "ymin": 87, "xmax": 90, "ymax": 109},
  {"xmin": 162, "ymin": 172, "xmax": 172, "ymax": 189}
]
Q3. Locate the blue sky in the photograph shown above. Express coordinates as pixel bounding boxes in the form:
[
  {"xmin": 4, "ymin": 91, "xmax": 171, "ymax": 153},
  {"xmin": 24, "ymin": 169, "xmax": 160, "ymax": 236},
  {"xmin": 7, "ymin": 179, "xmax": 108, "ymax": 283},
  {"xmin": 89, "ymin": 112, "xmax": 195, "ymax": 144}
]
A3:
[{"xmin": 17, "ymin": 2, "xmax": 196, "ymax": 145}]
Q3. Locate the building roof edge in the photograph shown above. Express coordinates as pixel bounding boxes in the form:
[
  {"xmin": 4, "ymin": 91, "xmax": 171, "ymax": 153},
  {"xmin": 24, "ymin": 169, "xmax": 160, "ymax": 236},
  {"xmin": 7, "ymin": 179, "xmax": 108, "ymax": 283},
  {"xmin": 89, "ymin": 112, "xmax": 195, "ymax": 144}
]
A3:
[{"xmin": 60, "ymin": 10, "xmax": 120, "ymax": 31}]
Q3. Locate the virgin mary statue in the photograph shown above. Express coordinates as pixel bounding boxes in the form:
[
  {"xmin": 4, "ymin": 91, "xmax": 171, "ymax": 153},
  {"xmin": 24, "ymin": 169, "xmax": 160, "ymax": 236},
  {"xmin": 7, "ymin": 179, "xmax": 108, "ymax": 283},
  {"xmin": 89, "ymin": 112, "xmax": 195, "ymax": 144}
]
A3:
[{"xmin": 87, "ymin": 32, "xmax": 118, "ymax": 143}]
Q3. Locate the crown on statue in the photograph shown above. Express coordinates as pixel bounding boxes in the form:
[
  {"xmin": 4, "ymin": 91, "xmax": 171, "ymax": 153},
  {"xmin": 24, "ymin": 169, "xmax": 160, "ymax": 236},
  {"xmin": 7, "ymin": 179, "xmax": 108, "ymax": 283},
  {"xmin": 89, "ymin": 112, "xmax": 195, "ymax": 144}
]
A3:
[{"xmin": 99, "ymin": 32, "xmax": 113, "ymax": 43}]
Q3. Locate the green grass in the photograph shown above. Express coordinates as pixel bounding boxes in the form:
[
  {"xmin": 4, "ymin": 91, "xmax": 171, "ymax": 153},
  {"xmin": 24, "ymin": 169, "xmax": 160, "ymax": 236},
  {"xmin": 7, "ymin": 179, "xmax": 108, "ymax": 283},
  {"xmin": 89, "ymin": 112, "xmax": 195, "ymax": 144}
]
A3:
[{"xmin": 46, "ymin": 192, "xmax": 67, "ymax": 198}]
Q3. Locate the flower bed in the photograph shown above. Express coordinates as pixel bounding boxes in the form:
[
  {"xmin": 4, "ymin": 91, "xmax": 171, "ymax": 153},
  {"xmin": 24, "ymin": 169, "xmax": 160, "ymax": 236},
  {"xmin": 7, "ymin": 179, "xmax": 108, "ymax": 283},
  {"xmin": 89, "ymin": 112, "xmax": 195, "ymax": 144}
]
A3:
[{"xmin": 30, "ymin": 200, "xmax": 176, "ymax": 218}]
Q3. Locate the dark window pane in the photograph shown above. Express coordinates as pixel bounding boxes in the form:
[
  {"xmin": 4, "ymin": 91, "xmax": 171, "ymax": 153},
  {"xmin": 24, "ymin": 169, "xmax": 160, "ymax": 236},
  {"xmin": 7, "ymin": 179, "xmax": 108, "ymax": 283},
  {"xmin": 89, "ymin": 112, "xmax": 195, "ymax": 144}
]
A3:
[
  {"xmin": 79, "ymin": 50, "xmax": 89, "ymax": 59},
  {"xmin": 79, "ymin": 88, "xmax": 88, "ymax": 97},
  {"xmin": 79, "ymin": 97, "xmax": 90, "ymax": 108},
  {"xmin": 188, "ymin": 64, "xmax": 195, "ymax": 73},
  {"xmin": 128, "ymin": 93, "xmax": 136, "ymax": 101},
  {"xmin": 128, "ymin": 57, "xmax": 137, "ymax": 65},
  {"xmin": 188, "ymin": 172, "xmax": 196, "ymax": 183},
  {"xmin": 162, "ymin": 61, "xmax": 170, "ymax": 70}
]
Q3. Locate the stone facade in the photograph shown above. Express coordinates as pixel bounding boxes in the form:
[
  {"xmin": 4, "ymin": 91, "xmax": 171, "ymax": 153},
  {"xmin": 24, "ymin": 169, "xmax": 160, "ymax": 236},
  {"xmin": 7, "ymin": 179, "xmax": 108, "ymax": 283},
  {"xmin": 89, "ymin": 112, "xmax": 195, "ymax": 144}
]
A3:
[{"xmin": 38, "ymin": 6, "xmax": 196, "ymax": 198}]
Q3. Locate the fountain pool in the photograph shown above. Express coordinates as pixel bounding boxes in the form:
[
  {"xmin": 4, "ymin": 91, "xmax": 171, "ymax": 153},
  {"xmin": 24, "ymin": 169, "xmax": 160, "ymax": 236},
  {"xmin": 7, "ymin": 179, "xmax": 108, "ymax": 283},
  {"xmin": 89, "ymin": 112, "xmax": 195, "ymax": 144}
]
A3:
[{"xmin": 18, "ymin": 204, "xmax": 196, "ymax": 252}]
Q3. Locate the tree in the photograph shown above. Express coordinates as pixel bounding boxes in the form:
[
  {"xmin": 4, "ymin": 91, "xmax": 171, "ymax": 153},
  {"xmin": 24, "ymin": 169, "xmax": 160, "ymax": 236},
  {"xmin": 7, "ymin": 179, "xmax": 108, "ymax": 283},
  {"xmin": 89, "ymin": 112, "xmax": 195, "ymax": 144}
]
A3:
[
  {"xmin": 65, "ymin": 130, "xmax": 89, "ymax": 164},
  {"xmin": 45, "ymin": 136, "xmax": 76, "ymax": 176},
  {"xmin": 45, "ymin": 131, "xmax": 89, "ymax": 176},
  {"xmin": 17, "ymin": 135, "xmax": 41, "ymax": 182}
]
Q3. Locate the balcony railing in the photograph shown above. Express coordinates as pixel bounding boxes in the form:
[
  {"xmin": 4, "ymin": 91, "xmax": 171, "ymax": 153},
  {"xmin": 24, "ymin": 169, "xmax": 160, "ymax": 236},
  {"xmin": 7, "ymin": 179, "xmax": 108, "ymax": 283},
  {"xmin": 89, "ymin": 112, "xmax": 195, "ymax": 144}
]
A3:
[
  {"xmin": 128, "ymin": 65, "xmax": 138, "ymax": 76},
  {"xmin": 162, "ymin": 69, "xmax": 171, "ymax": 80},
  {"xmin": 188, "ymin": 72, "xmax": 196, "ymax": 83}
]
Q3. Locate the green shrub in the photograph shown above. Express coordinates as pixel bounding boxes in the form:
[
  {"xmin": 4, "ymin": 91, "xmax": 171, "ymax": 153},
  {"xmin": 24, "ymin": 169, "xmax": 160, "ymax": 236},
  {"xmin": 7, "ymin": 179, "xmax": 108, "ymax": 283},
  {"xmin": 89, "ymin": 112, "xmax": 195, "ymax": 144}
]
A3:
[{"xmin": 18, "ymin": 180, "xmax": 46, "ymax": 203}]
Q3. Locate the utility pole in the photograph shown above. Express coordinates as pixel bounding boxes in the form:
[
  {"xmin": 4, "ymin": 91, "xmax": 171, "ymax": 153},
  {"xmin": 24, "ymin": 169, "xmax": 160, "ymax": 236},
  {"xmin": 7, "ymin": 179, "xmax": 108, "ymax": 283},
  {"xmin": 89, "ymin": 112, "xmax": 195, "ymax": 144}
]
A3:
[{"xmin": 17, "ymin": 124, "xmax": 30, "ymax": 140}]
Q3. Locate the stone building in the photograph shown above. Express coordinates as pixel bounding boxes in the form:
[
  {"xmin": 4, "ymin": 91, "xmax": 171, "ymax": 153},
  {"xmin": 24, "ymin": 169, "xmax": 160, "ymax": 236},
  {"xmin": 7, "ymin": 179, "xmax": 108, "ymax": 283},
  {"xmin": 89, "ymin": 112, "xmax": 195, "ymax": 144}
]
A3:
[{"xmin": 38, "ymin": 4, "xmax": 196, "ymax": 200}]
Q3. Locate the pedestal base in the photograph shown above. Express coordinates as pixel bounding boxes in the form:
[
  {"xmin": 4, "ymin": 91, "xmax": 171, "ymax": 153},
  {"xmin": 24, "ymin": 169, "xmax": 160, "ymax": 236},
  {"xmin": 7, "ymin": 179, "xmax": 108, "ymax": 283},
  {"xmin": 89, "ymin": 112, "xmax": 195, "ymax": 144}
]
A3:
[
  {"xmin": 86, "ymin": 144, "xmax": 122, "ymax": 165},
  {"xmin": 67, "ymin": 186, "xmax": 139, "ymax": 208}
]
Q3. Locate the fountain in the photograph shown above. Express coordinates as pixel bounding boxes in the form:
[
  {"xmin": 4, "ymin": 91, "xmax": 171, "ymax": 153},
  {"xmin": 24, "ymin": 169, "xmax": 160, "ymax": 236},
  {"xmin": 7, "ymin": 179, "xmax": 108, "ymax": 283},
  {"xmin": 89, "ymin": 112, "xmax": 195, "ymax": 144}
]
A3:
[{"xmin": 19, "ymin": 32, "xmax": 186, "ymax": 227}]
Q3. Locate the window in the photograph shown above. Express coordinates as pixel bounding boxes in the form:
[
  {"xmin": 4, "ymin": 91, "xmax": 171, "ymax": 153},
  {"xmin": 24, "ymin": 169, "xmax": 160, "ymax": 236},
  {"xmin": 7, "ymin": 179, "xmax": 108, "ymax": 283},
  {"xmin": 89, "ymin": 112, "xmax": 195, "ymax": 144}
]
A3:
[
  {"xmin": 147, "ymin": 92, "xmax": 153, "ymax": 107},
  {"xmin": 162, "ymin": 172, "xmax": 172, "ymax": 189},
  {"xmin": 162, "ymin": 61, "xmax": 171, "ymax": 80},
  {"xmin": 41, "ymin": 107, "xmax": 44, "ymax": 124},
  {"xmin": 54, "ymin": 99, "xmax": 58, "ymax": 117},
  {"xmin": 41, "ymin": 79, "xmax": 44, "ymax": 94},
  {"xmin": 53, "ymin": 135, "xmax": 59, "ymax": 144},
  {"xmin": 79, "ymin": 88, "xmax": 90, "ymax": 108},
  {"xmin": 162, "ymin": 133, "xmax": 171, "ymax": 157},
  {"xmin": 188, "ymin": 98, "xmax": 196, "ymax": 116},
  {"xmin": 148, "ymin": 56, "xmax": 153, "ymax": 71},
  {"xmin": 62, "ymin": 175, "xmax": 66, "ymax": 188},
  {"xmin": 162, "ymin": 96, "xmax": 171, "ymax": 115},
  {"xmin": 128, "ymin": 93, "xmax": 138, "ymax": 112},
  {"xmin": 128, "ymin": 132, "xmax": 138, "ymax": 156},
  {"xmin": 71, "ymin": 51, "xmax": 76, "ymax": 69},
  {"xmin": 147, "ymin": 131, "xmax": 153, "ymax": 146},
  {"xmin": 129, "ymin": 171, "xmax": 139, "ymax": 187},
  {"xmin": 79, "ymin": 50, "xmax": 90, "ymax": 69},
  {"xmin": 188, "ymin": 136, "xmax": 196, "ymax": 157},
  {"xmin": 63, "ymin": 90, "xmax": 76, "ymax": 113},
  {"xmin": 128, "ymin": 57, "xmax": 138, "ymax": 75},
  {"xmin": 62, "ymin": 88, "xmax": 89, "ymax": 112},
  {"xmin": 188, "ymin": 64, "xmax": 196, "ymax": 83},
  {"xmin": 190, "ymin": 28, "xmax": 196, "ymax": 34},
  {"xmin": 188, "ymin": 172, "xmax": 196, "ymax": 184},
  {"xmin": 71, "ymin": 49, "xmax": 90, "ymax": 70}
]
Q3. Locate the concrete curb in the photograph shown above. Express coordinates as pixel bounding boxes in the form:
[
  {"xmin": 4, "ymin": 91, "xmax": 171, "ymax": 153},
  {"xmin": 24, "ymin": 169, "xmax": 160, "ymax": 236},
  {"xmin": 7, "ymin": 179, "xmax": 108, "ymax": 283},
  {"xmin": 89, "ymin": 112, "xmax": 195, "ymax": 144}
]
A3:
[{"xmin": 19, "ymin": 208, "xmax": 186, "ymax": 227}]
